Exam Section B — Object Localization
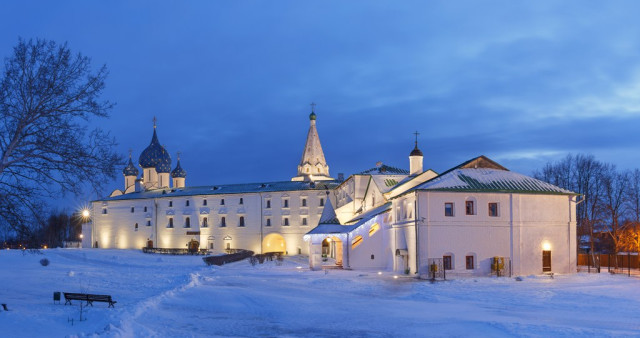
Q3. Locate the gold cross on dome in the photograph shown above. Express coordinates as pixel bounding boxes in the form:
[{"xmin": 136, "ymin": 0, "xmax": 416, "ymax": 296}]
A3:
[
  {"xmin": 310, "ymin": 102, "xmax": 316, "ymax": 113},
  {"xmin": 153, "ymin": 116, "xmax": 157, "ymax": 128}
]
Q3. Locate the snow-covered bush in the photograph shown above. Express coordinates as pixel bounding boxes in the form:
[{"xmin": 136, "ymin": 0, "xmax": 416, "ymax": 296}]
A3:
[{"xmin": 40, "ymin": 258, "xmax": 50, "ymax": 266}]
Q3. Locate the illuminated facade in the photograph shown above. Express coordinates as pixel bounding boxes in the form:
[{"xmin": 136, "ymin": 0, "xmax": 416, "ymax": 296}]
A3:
[
  {"xmin": 305, "ymin": 154, "xmax": 578, "ymax": 276},
  {"xmin": 83, "ymin": 111, "xmax": 339, "ymax": 255}
]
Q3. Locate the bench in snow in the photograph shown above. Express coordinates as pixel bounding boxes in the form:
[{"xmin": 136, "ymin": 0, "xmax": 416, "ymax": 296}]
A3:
[{"xmin": 63, "ymin": 293, "xmax": 117, "ymax": 308}]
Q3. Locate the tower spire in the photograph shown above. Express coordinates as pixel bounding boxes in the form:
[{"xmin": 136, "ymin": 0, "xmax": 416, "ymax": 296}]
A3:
[{"xmin": 292, "ymin": 105, "xmax": 333, "ymax": 181}]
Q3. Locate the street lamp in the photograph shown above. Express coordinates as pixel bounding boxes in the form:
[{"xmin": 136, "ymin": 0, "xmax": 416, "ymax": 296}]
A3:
[{"xmin": 81, "ymin": 208, "xmax": 91, "ymax": 248}]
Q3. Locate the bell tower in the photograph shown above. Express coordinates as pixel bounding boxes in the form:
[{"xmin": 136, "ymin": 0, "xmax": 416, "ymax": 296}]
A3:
[{"xmin": 292, "ymin": 103, "xmax": 333, "ymax": 182}]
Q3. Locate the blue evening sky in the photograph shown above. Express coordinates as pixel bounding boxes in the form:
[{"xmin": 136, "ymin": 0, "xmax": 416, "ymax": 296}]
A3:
[{"xmin": 2, "ymin": 1, "xmax": 640, "ymax": 207}]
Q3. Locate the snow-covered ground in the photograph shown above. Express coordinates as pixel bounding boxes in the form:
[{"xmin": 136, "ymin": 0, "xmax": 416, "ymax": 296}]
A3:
[{"xmin": 1, "ymin": 249, "xmax": 639, "ymax": 337}]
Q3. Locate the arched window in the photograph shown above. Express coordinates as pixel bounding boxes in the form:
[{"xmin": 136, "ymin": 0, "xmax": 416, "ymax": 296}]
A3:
[
  {"xmin": 185, "ymin": 217, "xmax": 191, "ymax": 228},
  {"xmin": 239, "ymin": 216, "xmax": 245, "ymax": 227},
  {"xmin": 202, "ymin": 217, "xmax": 208, "ymax": 227},
  {"xmin": 203, "ymin": 199, "xmax": 207, "ymax": 206},
  {"xmin": 220, "ymin": 217, "xmax": 226, "ymax": 227},
  {"xmin": 186, "ymin": 200, "xmax": 190, "ymax": 207},
  {"xmin": 302, "ymin": 198, "xmax": 307, "ymax": 207},
  {"xmin": 134, "ymin": 223, "xmax": 138, "ymax": 231},
  {"xmin": 352, "ymin": 235, "xmax": 363, "ymax": 249},
  {"xmin": 302, "ymin": 217, "xmax": 307, "ymax": 226},
  {"xmin": 320, "ymin": 198, "xmax": 324, "ymax": 207},
  {"xmin": 168, "ymin": 218, "xmax": 174, "ymax": 228},
  {"xmin": 239, "ymin": 197, "xmax": 244, "ymax": 205},
  {"xmin": 220, "ymin": 199, "xmax": 225, "ymax": 206},
  {"xmin": 169, "ymin": 201, "xmax": 173, "ymax": 207},
  {"xmin": 144, "ymin": 206, "xmax": 148, "ymax": 212},
  {"xmin": 266, "ymin": 200, "xmax": 271, "ymax": 208},
  {"xmin": 266, "ymin": 218, "xmax": 271, "ymax": 227}
]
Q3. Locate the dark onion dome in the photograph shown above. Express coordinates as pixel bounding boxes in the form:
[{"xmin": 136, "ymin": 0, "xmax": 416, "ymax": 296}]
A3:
[
  {"xmin": 171, "ymin": 159, "xmax": 187, "ymax": 178},
  {"xmin": 309, "ymin": 111, "xmax": 316, "ymax": 120},
  {"xmin": 139, "ymin": 128, "xmax": 172, "ymax": 171},
  {"xmin": 410, "ymin": 145, "xmax": 423, "ymax": 157},
  {"xmin": 123, "ymin": 157, "xmax": 139, "ymax": 176}
]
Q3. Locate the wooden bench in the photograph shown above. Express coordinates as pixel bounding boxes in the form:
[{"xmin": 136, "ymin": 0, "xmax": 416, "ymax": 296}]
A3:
[{"xmin": 63, "ymin": 292, "xmax": 117, "ymax": 308}]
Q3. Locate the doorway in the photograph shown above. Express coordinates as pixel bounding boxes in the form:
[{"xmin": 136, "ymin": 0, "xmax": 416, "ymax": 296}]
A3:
[
  {"xmin": 146, "ymin": 240, "xmax": 153, "ymax": 249},
  {"xmin": 542, "ymin": 250, "xmax": 552, "ymax": 272},
  {"xmin": 262, "ymin": 233, "xmax": 286, "ymax": 254}
]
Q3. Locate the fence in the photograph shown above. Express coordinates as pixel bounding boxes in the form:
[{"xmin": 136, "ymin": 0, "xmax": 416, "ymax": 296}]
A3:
[{"xmin": 578, "ymin": 253, "xmax": 639, "ymax": 276}]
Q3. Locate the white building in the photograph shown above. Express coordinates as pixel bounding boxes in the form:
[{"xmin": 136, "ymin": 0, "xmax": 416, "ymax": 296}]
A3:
[
  {"xmin": 85, "ymin": 110, "xmax": 578, "ymax": 276},
  {"xmin": 305, "ymin": 146, "xmax": 578, "ymax": 277},
  {"xmin": 84, "ymin": 110, "xmax": 339, "ymax": 255}
]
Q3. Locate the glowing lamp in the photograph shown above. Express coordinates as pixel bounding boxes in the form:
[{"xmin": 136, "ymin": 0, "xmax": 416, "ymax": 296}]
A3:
[
  {"xmin": 542, "ymin": 242, "xmax": 551, "ymax": 251},
  {"xmin": 393, "ymin": 275, "xmax": 399, "ymax": 279},
  {"xmin": 79, "ymin": 234, "xmax": 84, "ymax": 239},
  {"xmin": 82, "ymin": 209, "xmax": 90, "ymax": 218}
]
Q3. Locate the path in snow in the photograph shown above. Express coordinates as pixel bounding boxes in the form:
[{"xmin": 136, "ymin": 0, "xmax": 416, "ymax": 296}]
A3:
[{"xmin": 1, "ymin": 249, "xmax": 640, "ymax": 337}]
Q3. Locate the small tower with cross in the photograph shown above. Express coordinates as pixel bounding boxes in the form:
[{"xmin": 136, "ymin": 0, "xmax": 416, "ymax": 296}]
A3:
[
  {"xmin": 292, "ymin": 102, "xmax": 333, "ymax": 182},
  {"xmin": 123, "ymin": 149, "xmax": 140, "ymax": 191},
  {"xmin": 409, "ymin": 131, "xmax": 424, "ymax": 176}
]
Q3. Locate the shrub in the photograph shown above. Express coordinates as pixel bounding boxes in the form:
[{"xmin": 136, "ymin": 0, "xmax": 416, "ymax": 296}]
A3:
[{"xmin": 40, "ymin": 258, "xmax": 50, "ymax": 266}]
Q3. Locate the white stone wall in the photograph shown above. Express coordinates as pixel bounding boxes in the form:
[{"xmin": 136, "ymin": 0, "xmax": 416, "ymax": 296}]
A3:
[
  {"xmin": 386, "ymin": 191, "xmax": 576, "ymax": 276},
  {"xmin": 90, "ymin": 188, "xmax": 335, "ymax": 255}
]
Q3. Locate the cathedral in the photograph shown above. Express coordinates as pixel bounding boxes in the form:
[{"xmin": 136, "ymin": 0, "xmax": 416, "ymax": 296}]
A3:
[{"xmin": 84, "ymin": 108, "xmax": 578, "ymax": 277}]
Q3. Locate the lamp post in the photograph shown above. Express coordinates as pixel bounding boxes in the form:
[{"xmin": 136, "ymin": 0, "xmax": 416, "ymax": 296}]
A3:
[{"xmin": 81, "ymin": 208, "xmax": 91, "ymax": 248}]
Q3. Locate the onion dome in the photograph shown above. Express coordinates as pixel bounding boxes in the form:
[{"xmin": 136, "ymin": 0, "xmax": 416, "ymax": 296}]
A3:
[
  {"xmin": 123, "ymin": 156, "xmax": 139, "ymax": 177},
  {"xmin": 139, "ymin": 128, "xmax": 172, "ymax": 171},
  {"xmin": 410, "ymin": 145, "xmax": 423, "ymax": 157},
  {"xmin": 309, "ymin": 111, "xmax": 316, "ymax": 120},
  {"xmin": 171, "ymin": 159, "xmax": 187, "ymax": 178}
]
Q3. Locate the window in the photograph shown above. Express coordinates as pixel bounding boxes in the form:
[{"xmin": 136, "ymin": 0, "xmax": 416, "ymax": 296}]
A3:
[
  {"xmin": 283, "ymin": 199, "xmax": 289, "ymax": 208},
  {"xmin": 445, "ymin": 203, "xmax": 454, "ymax": 217},
  {"xmin": 226, "ymin": 243, "xmax": 231, "ymax": 250},
  {"xmin": 320, "ymin": 198, "xmax": 324, "ymax": 207},
  {"xmin": 369, "ymin": 223, "xmax": 380, "ymax": 237},
  {"xmin": 168, "ymin": 218, "xmax": 174, "ymax": 228},
  {"xmin": 134, "ymin": 223, "xmax": 138, "ymax": 231},
  {"xmin": 352, "ymin": 235, "xmax": 363, "ymax": 249},
  {"xmin": 298, "ymin": 248, "xmax": 302, "ymax": 255},
  {"xmin": 202, "ymin": 217, "xmax": 208, "ymax": 227},
  {"xmin": 489, "ymin": 203, "xmax": 499, "ymax": 217},
  {"xmin": 266, "ymin": 218, "xmax": 271, "ymax": 227},
  {"xmin": 443, "ymin": 255, "xmax": 452, "ymax": 270},
  {"xmin": 144, "ymin": 206, "xmax": 148, "ymax": 212},
  {"xmin": 239, "ymin": 197, "xmax": 244, "ymax": 205},
  {"xmin": 203, "ymin": 199, "xmax": 207, "ymax": 206},
  {"xmin": 466, "ymin": 255, "xmax": 474, "ymax": 270},
  {"xmin": 185, "ymin": 217, "xmax": 191, "ymax": 228},
  {"xmin": 146, "ymin": 220, "xmax": 151, "ymax": 226},
  {"xmin": 131, "ymin": 207, "xmax": 135, "ymax": 213},
  {"xmin": 169, "ymin": 201, "xmax": 173, "ymax": 207},
  {"xmin": 239, "ymin": 216, "xmax": 245, "ymax": 227},
  {"xmin": 186, "ymin": 200, "xmax": 190, "ymax": 207},
  {"xmin": 302, "ymin": 217, "xmax": 307, "ymax": 226},
  {"xmin": 302, "ymin": 198, "xmax": 307, "ymax": 207},
  {"xmin": 220, "ymin": 217, "xmax": 226, "ymax": 227},
  {"xmin": 283, "ymin": 217, "xmax": 289, "ymax": 226},
  {"xmin": 266, "ymin": 200, "xmax": 271, "ymax": 208},
  {"xmin": 102, "ymin": 208, "xmax": 107, "ymax": 214},
  {"xmin": 465, "ymin": 201, "xmax": 474, "ymax": 215},
  {"xmin": 220, "ymin": 199, "xmax": 225, "ymax": 205}
]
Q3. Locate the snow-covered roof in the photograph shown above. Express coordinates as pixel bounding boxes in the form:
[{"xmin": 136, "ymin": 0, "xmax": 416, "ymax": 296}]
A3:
[
  {"xmin": 307, "ymin": 202, "xmax": 391, "ymax": 236},
  {"xmin": 359, "ymin": 164, "xmax": 408, "ymax": 175},
  {"xmin": 370, "ymin": 175, "xmax": 407, "ymax": 193},
  {"xmin": 96, "ymin": 180, "xmax": 339, "ymax": 202},
  {"xmin": 405, "ymin": 156, "xmax": 576, "ymax": 195}
]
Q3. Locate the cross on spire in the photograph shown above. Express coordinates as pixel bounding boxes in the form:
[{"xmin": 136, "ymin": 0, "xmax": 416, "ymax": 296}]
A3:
[
  {"xmin": 413, "ymin": 131, "xmax": 420, "ymax": 146},
  {"xmin": 177, "ymin": 151, "xmax": 181, "ymax": 161},
  {"xmin": 153, "ymin": 116, "xmax": 157, "ymax": 129},
  {"xmin": 128, "ymin": 148, "xmax": 133, "ymax": 159},
  {"xmin": 310, "ymin": 102, "xmax": 316, "ymax": 113}
]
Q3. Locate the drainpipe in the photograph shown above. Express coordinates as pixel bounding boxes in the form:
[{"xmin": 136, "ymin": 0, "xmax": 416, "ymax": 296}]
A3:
[
  {"xmin": 154, "ymin": 198, "xmax": 158, "ymax": 248},
  {"xmin": 260, "ymin": 192, "xmax": 263, "ymax": 254},
  {"xmin": 509, "ymin": 194, "xmax": 513, "ymax": 277},
  {"xmin": 415, "ymin": 193, "xmax": 420, "ymax": 275}
]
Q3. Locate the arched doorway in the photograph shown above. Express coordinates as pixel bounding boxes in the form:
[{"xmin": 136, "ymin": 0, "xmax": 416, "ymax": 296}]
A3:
[
  {"xmin": 321, "ymin": 236, "xmax": 343, "ymax": 266},
  {"xmin": 262, "ymin": 233, "xmax": 286, "ymax": 254},
  {"xmin": 146, "ymin": 240, "xmax": 153, "ymax": 249},
  {"xmin": 188, "ymin": 239, "xmax": 199, "ymax": 253}
]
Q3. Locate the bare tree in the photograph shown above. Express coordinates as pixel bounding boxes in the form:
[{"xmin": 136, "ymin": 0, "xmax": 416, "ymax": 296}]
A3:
[
  {"xmin": 0, "ymin": 38, "xmax": 121, "ymax": 243},
  {"xmin": 625, "ymin": 169, "xmax": 640, "ymax": 253},
  {"xmin": 598, "ymin": 165, "xmax": 629, "ymax": 259}
]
